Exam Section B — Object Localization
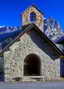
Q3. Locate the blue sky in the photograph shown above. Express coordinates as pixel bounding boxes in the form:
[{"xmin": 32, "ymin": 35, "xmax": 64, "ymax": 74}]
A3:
[{"xmin": 0, "ymin": 0, "xmax": 64, "ymax": 30}]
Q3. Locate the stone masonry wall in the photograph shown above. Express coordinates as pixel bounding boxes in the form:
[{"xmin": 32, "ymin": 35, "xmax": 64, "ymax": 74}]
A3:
[{"xmin": 4, "ymin": 30, "xmax": 60, "ymax": 82}]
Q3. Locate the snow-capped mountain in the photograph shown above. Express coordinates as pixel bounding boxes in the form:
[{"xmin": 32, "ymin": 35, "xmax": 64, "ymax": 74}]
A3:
[
  {"xmin": 0, "ymin": 18, "xmax": 64, "ymax": 52},
  {"xmin": 44, "ymin": 17, "xmax": 63, "ymax": 40},
  {"xmin": 43, "ymin": 17, "xmax": 64, "ymax": 52},
  {"xmin": 0, "ymin": 18, "xmax": 63, "ymax": 42},
  {"xmin": 0, "ymin": 26, "xmax": 22, "ymax": 49},
  {"xmin": 0, "ymin": 26, "xmax": 20, "ymax": 34}
]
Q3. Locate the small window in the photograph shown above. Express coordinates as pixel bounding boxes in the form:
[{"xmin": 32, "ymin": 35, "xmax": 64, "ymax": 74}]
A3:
[{"xmin": 30, "ymin": 12, "xmax": 36, "ymax": 22}]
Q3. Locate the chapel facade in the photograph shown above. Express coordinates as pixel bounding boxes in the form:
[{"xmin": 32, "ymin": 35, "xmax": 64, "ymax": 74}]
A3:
[{"xmin": 0, "ymin": 5, "xmax": 64, "ymax": 82}]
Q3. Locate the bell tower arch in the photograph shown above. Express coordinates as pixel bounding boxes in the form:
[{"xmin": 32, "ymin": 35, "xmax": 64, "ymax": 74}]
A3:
[{"xmin": 22, "ymin": 5, "xmax": 44, "ymax": 32}]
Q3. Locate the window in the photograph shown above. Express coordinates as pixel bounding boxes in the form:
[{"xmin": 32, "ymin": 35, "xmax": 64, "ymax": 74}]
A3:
[{"xmin": 30, "ymin": 12, "xmax": 36, "ymax": 22}]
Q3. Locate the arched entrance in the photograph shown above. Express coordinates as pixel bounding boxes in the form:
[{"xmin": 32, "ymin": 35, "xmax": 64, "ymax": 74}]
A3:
[{"xmin": 24, "ymin": 54, "xmax": 41, "ymax": 76}]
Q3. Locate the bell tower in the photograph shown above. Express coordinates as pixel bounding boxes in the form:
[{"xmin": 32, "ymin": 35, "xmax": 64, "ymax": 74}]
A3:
[{"xmin": 22, "ymin": 5, "xmax": 44, "ymax": 32}]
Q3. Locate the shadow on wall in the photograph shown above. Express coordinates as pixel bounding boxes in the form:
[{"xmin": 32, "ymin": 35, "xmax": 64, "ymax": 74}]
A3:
[
  {"xmin": 60, "ymin": 59, "xmax": 64, "ymax": 78},
  {"xmin": 27, "ymin": 28, "xmax": 59, "ymax": 60},
  {"xmin": 0, "ymin": 54, "xmax": 4, "ymax": 81}
]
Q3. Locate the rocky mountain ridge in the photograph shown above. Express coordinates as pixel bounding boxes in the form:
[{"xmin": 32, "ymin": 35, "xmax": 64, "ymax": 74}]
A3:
[
  {"xmin": 0, "ymin": 18, "xmax": 64, "ymax": 52},
  {"xmin": 44, "ymin": 17, "xmax": 64, "ymax": 40}
]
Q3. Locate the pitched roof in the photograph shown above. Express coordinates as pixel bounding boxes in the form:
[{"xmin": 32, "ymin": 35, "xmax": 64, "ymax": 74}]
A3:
[
  {"xmin": 21, "ymin": 5, "xmax": 44, "ymax": 16},
  {"xmin": 30, "ymin": 5, "xmax": 44, "ymax": 15},
  {"xmin": 0, "ymin": 24, "xmax": 64, "ymax": 57}
]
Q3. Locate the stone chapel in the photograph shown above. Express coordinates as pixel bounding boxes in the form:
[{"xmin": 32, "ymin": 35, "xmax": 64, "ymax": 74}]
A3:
[{"xmin": 0, "ymin": 5, "xmax": 64, "ymax": 82}]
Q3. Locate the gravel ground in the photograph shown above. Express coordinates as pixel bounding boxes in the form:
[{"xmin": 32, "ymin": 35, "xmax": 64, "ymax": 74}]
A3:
[{"xmin": 0, "ymin": 81, "xmax": 64, "ymax": 89}]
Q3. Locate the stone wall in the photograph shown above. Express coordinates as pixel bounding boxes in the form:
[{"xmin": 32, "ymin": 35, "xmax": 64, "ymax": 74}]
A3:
[{"xmin": 4, "ymin": 30, "xmax": 60, "ymax": 82}]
